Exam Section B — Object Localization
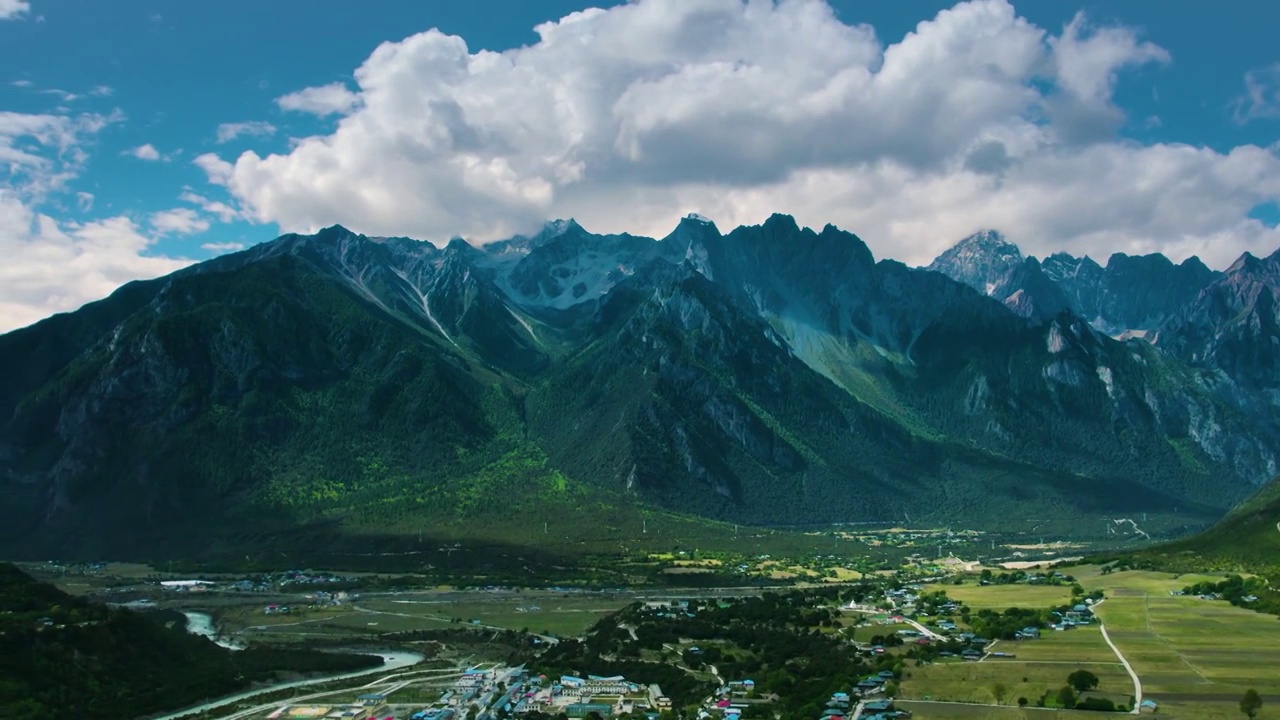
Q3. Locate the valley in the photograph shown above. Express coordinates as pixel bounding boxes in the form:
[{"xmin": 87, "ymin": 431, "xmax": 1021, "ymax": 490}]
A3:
[{"xmin": 18, "ymin": 553, "xmax": 1274, "ymax": 720}]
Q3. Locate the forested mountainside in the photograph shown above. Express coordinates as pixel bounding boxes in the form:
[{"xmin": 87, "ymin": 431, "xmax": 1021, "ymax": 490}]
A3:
[
  {"xmin": 3, "ymin": 215, "xmax": 1278, "ymax": 561},
  {"xmin": 0, "ymin": 563, "xmax": 381, "ymax": 719}
]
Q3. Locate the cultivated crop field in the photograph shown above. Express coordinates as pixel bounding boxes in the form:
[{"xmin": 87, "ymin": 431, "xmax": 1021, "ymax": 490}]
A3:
[{"xmin": 1084, "ymin": 568, "xmax": 1280, "ymax": 719}]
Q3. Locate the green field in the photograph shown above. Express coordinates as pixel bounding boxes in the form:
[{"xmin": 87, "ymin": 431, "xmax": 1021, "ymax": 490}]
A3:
[
  {"xmin": 1085, "ymin": 568, "xmax": 1280, "ymax": 719},
  {"xmin": 217, "ymin": 592, "xmax": 632, "ymax": 641},
  {"xmin": 943, "ymin": 583, "xmax": 1075, "ymax": 610},
  {"xmin": 357, "ymin": 595, "xmax": 630, "ymax": 636},
  {"xmin": 895, "ymin": 701, "xmax": 1138, "ymax": 719},
  {"xmin": 900, "ymin": 658, "xmax": 1132, "ymax": 707},
  {"xmin": 902, "ymin": 566, "xmax": 1280, "ymax": 717}
]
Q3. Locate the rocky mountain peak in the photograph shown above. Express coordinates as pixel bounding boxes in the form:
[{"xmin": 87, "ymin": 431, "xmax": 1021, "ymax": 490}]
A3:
[{"xmin": 927, "ymin": 230, "xmax": 1023, "ymax": 296}]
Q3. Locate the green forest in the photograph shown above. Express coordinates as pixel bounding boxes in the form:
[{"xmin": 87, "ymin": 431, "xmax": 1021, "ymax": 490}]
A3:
[{"xmin": 0, "ymin": 564, "xmax": 382, "ymax": 720}]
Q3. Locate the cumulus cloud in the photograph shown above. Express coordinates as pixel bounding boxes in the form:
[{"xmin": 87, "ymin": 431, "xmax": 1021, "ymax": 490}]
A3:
[
  {"xmin": 1235, "ymin": 64, "xmax": 1280, "ymax": 124},
  {"xmin": 193, "ymin": 152, "xmax": 234, "ymax": 185},
  {"xmin": 202, "ymin": 0, "xmax": 1277, "ymax": 268},
  {"xmin": 126, "ymin": 143, "xmax": 162, "ymax": 161},
  {"xmin": 149, "ymin": 207, "xmax": 210, "ymax": 235},
  {"xmin": 275, "ymin": 82, "xmax": 360, "ymax": 116},
  {"xmin": 0, "ymin": 192, "xmax": 192, "ymax": 331},
  {"xmin": 0, "ymin": 0, "xmax": 29, "ymax": 20},
  {"xmin": 216, "ymin": 120, "xmax": 276, "ymax": 144},
  {"xmin": 0, "ymin": 106, "xmax": 189, "ymax": 331}
]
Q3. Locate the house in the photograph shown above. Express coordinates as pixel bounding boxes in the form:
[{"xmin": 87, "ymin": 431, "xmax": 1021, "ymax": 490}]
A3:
[
  {"xmin": 1139, "ymin": 699, "xmax": 1159, "ymax": 714},
  {"xmin": 1015, "ymin": 627, "xmax": 1040, "ymax": 639},
  {"xmin": 855, "ymin": 679, "xmax": 883, "ymax": 694},
  {"xmin": 961, "ymin": 649, "xmax": 981, "ymax": 661},
  {"xmin": 864, "ymin": 700, "xmax": 894, "ymax": 713}
]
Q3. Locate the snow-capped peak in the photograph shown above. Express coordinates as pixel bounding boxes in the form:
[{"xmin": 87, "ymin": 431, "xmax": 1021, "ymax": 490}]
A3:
[{"xmin": 684, "ymin": 212, "xmax": 714, "ymax": 224}]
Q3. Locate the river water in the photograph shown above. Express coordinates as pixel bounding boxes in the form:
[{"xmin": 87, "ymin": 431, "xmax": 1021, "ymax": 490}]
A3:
[{"xmin": 181, "ymin": 611, "xmax": 247, "ymax": 651}]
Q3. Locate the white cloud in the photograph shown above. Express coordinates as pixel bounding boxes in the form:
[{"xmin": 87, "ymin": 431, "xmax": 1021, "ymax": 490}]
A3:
[
  {"xmin": 0, "ymin": 0, "xmax": 30, "ymax": 20},
  {"xmin": 39, "ymin": 88, "xmax": 82, "ymax": 103},
  {"xmin": 0, "ymin": 106, "xmax": 189, "ymax": 331},
  {"xmin": 215, "ymin": 120, "xmax": 277, "ymax": 144},
  {"xmin": 10, "ymin": 79, "xmax": 33, "ymax": 88},
  {"xmin": 126, "ymin": 143, "xmax": 162, "ymax": 161},
  {"xmin": 0, "ymin": 192, "xmax": 192, "ymax": 332},
  {"xmin": 210, "ymin": 0, "xmax": 1273, "ymax": 268},
  {"xmin": 276, "ymin": 82, "xmax": 361, "ymax": 116},
  {"xmin": 0, "ymin": 108, "xmax": 124, "ymax": 198},
  {"xmin": 201, "ymin": 241, "xmax": 245, "ymax": 253},
  {"xmin": 193, "ymin": 152, "xmax": 234, "ymax": 186},
  {"xmin": 149, "ymin": 207, "xmax": 210, "ymax": 236},
  {"xmin": 179, "ymin": 189, "xmax": 241, "ymax": 222},
  {"xmin": 89, "ymin": 85, "xmax": 114, "ymax": 97},
  {"xmin": 1235, "ymin": 64, "xmax": 1280, "ymax": 124}
]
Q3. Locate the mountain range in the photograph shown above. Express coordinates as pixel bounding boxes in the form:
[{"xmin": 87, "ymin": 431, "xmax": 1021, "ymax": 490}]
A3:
[{"xmin": 4, "ymin": 215, "xmax": 1280, "ymax": 561}]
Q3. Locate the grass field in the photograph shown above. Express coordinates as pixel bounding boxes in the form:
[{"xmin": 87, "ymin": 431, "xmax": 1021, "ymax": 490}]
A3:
[
  {"xmin": 214, "ymin": 591, "xmax": 632, "ymax": 641},
  {"xmin": 899, "ymin": 658, "xmax": 1132, "ymax": 707},
  {"xmin": 1082, "ymin": 567, "xmax": 1280, "ymax": 719},
  {"xmin": 942, "ymin": 583, "xmax": 1075, "ymax": 610},
  {"xmin": 895, "ymin": 701, "xmax": 1136, "ymax": 719},
  {"xmin": 360, "ymin": 595, "xmax": 629, "ymax": 636}
]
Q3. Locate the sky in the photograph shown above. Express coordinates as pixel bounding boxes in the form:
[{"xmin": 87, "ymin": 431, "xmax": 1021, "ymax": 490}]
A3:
[{"xmin": 2, "ymin": 0, "xmax": 1280, "ymax": 332}]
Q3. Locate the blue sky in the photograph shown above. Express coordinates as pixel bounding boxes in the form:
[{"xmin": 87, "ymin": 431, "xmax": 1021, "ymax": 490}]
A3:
[{"xmin": 2, "ymin": 0, "xmax": 1279, "ymax": 330}]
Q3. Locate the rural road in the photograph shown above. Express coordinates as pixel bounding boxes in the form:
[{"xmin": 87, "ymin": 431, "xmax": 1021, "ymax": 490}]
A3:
[
  {"xmin": 1094, "ymin": 599, "xmax": 1143, "ymax": 715},
  {"xmin": 902, "ymin": 618, "xmax": 944, "ymax": 640}
]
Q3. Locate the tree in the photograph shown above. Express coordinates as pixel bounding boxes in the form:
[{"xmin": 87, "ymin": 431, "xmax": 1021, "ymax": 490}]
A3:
[
  {"xmin": 1067, "ymin": 670, "xmax": 1100, "ymax": 693},
  {"xmin": 1055, "ymin": 686, "xmax": 1077, "ymax": 709},
  {"xmin": 1241, "ymin": 688, "xmax": 1263, "ymax": 719},
  {"xmin": 992, "ymin": 683, "xmax": 1007, "ymax": 705},
  {"xmin": 884, "ymin": 681, "xmax": 899, "ymax": 697},
  {"xmin": 1017, "ymin": 697, "xmax": 1028, "ymax": 708}
]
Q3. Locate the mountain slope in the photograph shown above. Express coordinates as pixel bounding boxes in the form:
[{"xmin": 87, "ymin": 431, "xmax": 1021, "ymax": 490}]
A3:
[
  {"xmin": 0, "ymin": 563, "xmax": 382, "ymax": 719},
  {"xmin": 1156, "ymin": 250, "xmax": 1280, "ymax": 391},
  {"xmin": 3, "ymin": 219, "xmax": 1279, "ymax": 561},
  {"xmin": 1123, "ymin": 475, "xmax": 1280, "ymax": 577}
]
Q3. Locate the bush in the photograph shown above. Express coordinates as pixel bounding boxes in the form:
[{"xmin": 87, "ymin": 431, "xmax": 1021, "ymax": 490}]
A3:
[{"xmin": 1075, "ymin": 697, "xmax": 1115, "ymax": 712}]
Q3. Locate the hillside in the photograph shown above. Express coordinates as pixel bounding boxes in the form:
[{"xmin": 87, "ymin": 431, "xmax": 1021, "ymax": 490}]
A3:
[
  {"xmin": 3, "ymin": 216, "xmax": 1280, "ymax": 563},
  {"xmin": 0, "ymin": 563, "xmax": 382, "ymax": 719},
  {"xmin": 1128, "ymin": 475, "xmax": 1280, "ymax": 575}
]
